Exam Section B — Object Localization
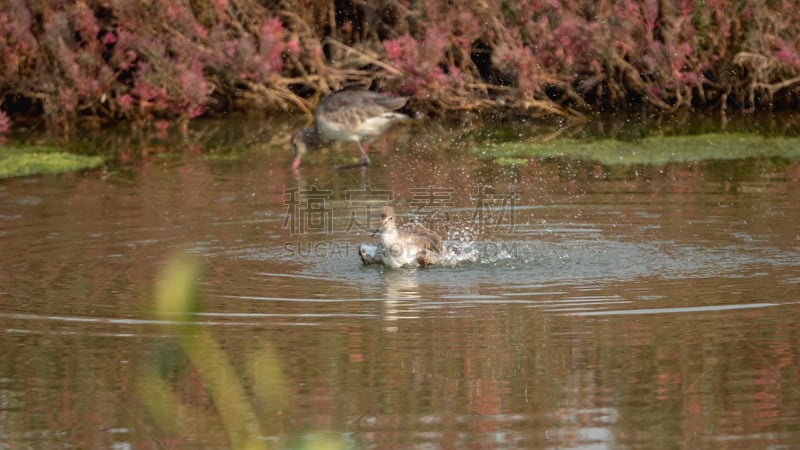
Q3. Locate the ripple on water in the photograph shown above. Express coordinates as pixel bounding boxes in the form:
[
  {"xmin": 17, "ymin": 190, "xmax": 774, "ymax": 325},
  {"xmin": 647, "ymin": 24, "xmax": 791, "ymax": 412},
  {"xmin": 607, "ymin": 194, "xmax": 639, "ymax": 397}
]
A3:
[
  {"xmin": 567, "ymin": 302, "xmax": 779, "ymax": 316},
  {"xmin": 224, "ymin": 229, "xmax": 797, "ymax": 315}
]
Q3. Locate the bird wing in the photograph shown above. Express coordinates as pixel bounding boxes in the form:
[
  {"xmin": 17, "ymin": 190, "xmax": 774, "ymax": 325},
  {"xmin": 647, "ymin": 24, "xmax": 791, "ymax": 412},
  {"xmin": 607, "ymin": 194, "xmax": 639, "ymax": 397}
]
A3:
[
  {"xmin": 318, "ymin": 90, "xmax": 408, "ymax": 121},
  {"xmin": 405, "ymin": 223, "xmax": 443, "ymax": 253},
  {"xmin": 315, "ymin": 91, "xmax": 409, "ymax": 141},
  {"xmin": 370, "ymin": 94, "xmax": 409, "ymax": 112}
]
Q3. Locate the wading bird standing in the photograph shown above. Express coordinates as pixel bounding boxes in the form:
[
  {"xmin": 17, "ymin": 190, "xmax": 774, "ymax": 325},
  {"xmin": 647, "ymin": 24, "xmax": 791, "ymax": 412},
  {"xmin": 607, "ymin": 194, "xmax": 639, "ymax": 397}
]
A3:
[{"xmin": 291, "ymin": 90, "xmax": 410, "ymax": 170}]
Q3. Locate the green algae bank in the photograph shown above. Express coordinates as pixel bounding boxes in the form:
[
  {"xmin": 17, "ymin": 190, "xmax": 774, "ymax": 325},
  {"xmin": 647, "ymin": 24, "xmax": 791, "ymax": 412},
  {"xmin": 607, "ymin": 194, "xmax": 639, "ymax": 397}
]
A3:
[
  {"xmin": 1, "ymin": 115, "xmax": 799, "ymax": 448},
  {"xmin": 473, "ymin": 134, "xmax": 800, "ymax": 165},
  {"xmin": 0, "ymin": 145, "xmax": 103, "ymax": 179}
]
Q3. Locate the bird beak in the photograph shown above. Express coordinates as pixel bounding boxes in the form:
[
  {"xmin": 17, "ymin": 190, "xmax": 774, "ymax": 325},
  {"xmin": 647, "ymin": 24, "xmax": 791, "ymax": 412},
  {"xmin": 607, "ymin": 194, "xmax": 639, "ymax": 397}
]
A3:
[{"xmin": 371, "ymin": 216, "xmax": 390, "ymax": 236}]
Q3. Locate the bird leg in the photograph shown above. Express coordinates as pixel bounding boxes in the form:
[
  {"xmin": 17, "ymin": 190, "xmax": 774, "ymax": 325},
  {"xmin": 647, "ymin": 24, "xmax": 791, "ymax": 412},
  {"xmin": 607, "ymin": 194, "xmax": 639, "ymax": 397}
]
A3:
[
  {"xmin": 333, "ymin": 141, "xmax": 371, "ymax": 170},
  {"xmin": 356, "ymin": 141, "xmax": 371, "ymax": 166}
]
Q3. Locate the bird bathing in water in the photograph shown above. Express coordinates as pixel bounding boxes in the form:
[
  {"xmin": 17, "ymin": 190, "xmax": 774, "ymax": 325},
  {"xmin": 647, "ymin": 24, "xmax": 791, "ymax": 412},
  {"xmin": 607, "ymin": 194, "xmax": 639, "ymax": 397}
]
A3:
[
  {"xmin": 359, "ymin": 206, "xmax": 443, "ymax": 268},
  {"xmin": 291, "ymin": 89, "xmax": 410, "ymax": 170}
]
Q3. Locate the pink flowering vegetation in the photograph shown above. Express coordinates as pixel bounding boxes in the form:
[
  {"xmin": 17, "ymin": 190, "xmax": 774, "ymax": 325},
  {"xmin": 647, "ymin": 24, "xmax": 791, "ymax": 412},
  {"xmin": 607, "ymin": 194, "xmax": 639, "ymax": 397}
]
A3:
[
  {"xmin": 0, "ymin": 0, "xmax": 298, "ymax": 131},
  {"xmin": 376, "ymin": 0, "xmax": 800, "ymax": 116},
  {"xmin": 381, "ymin": 3, "xmax": 478, "ymax": 109},
  {"xmin": 2, "ymin": 0, "xmax": 800, "ymax": 132},
  {"xmin": 0, "ymin": 110, "xmax": 10, "ymax": 144}
]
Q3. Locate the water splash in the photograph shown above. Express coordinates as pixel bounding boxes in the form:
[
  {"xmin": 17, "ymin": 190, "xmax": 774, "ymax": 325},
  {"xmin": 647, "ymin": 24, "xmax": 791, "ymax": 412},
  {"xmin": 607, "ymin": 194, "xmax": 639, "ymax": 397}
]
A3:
[
  {"xmin": 358, "ymin": 233, "xmax": 518, "ymax": 268},
  {"xmin": 438, "ymin": 239, "xmax": 519, "ymax": 265},
  {"xmin": 439, "ymin": 221, "xmax": 519, "ymax": 265}
]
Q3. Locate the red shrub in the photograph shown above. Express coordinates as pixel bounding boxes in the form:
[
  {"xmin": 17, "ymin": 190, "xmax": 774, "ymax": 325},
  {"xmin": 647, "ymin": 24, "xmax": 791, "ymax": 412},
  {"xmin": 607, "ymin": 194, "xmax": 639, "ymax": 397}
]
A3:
[{"xmin": 1, "ymin": 0, "xmax": 799, "ymax": 129}]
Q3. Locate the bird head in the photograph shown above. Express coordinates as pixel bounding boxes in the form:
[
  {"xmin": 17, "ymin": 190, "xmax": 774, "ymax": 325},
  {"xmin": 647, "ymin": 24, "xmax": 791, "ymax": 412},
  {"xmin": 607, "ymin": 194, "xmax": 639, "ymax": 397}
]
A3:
[
  {"xmin": 290, "ymin": 130, "xmax": 308, "ymax": 169},
  {"xmin": 372, "ymin": 206, "xmax": 396, "ymax": 236}
]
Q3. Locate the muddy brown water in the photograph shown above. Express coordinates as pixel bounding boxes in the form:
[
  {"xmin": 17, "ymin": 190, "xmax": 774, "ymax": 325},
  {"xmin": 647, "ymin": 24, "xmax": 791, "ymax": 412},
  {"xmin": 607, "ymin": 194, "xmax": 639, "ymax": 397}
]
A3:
[{"xmin": 1, "ymin": 117, "xmax": 799, "ymax": 448}]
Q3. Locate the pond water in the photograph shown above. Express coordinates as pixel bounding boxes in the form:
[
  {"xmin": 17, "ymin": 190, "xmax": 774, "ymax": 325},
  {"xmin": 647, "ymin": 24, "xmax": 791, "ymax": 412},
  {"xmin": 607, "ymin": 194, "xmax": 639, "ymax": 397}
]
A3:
[{"xmin": 1, "ymin": 116, "xmax": 799, "ymax": 448}]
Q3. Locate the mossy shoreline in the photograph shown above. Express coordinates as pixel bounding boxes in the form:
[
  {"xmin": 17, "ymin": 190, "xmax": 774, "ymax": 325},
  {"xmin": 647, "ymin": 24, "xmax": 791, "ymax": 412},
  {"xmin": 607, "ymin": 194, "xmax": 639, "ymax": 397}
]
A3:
[
  {"xmin": 473, "ymin": 134, "xmax": 800, "ymax": 166},
  {"xmin": 0, "ymin": 146, "xmax": 104, "ymax": 179},
  {"xmin": 6, "ymin": 126, "xmax": 800, "ymax": 180}
]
